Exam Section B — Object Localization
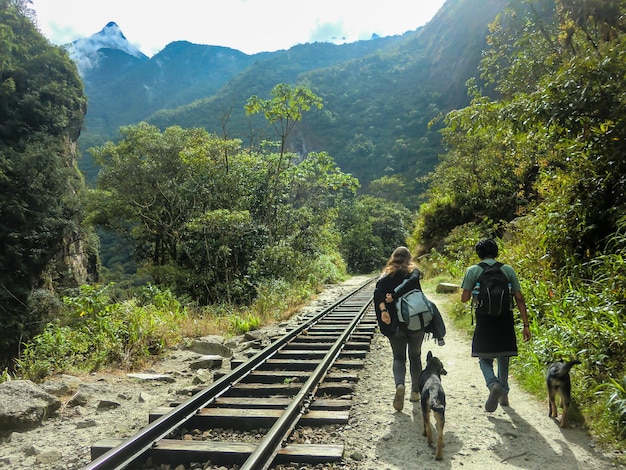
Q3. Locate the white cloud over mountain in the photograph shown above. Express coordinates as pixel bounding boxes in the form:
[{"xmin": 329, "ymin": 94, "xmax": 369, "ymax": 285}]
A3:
[{"xmin": 67, "ymin": 22, "xmax": 146, "ymax": 74}]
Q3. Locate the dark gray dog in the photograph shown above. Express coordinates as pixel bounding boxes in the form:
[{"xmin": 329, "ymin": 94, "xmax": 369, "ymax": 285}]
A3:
[
  {"xmin": 547, "ymin": 359, "xmax": 581, "ymax": 428},
  {"xmin": 418, "ymin": 350, "xmax": 447, "ymax": 460}
]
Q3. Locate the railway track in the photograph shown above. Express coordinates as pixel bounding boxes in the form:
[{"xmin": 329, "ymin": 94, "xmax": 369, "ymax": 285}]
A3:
[{"xmin": 87, "ymin": 277, "xmax": 378, "ymax": 469}]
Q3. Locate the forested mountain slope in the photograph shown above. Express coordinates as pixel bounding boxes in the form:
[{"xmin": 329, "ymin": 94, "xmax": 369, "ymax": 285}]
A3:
[{"xmin": 75, "ymin": 0, "xmax": 508, "ymax": 200}]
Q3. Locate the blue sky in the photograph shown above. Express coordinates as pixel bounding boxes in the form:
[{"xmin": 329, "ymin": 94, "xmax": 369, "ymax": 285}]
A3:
[{"xmin": 31, "ymin": 0, "xmax": 447, "ymax": 56}]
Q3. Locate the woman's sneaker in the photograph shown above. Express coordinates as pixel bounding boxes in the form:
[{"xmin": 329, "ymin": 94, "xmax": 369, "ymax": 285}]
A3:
[{"xmin": 393, "ymin": 384, "xmax": 405, "ymax": 411}]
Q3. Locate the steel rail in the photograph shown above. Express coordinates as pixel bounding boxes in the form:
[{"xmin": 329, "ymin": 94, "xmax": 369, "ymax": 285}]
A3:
[
  {"xmin": 240, "ymin": 287, "xmax": 373, "ymax": 470},
  {"xmin": 84, "ymin": 276, "xmax": 377, "ymax": 470}
]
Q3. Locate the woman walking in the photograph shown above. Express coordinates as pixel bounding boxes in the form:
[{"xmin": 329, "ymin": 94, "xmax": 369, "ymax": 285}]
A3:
[{"xmin": 374, "ymin": 246, "xmax": 425, "ymax": 411}]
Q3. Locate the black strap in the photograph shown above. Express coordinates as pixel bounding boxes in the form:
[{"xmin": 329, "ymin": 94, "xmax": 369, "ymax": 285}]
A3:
[{"xmin": 479, "ymin": 261, "xmax": 503, "ymax": 270}]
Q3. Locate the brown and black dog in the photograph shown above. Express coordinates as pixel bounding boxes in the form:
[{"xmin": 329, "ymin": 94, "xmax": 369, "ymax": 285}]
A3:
[
  {"xmin": 546, "ymin": 359, "xmax": 581, "ymax": 428},
  {"xmin": 418, "ymin": 351, "xmax": 447, "ymax": 460}
]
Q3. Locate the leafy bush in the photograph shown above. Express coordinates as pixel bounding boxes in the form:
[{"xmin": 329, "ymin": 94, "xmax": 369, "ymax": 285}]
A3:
[
  {"xmin": 307, "ymin": 253, "xmax": 346, "ymax": 285},
  {"xmin": 14, "ymin": 273, "xmax": 335, "ymax": 381},
  {"xmin": 250, "ymin": 242, "xmax": 307, "ymax": 282},
  {"xmin": 0, "ymin": 368, "xmax": 11, "ymax": 384},
  {"xmin": 254, "ymin": 279, "xmax": 292, "ymax": 318},
  {"xmin": 230, "ymin": 314, "xmax": 262, "ymax": 334},
  {"xmin": 596, "ymin": 377, "xmax": 626, "ymax": 439},
  {"xmin": 16, "ymin": 284, "xmax": 187, "ymax": 380}
]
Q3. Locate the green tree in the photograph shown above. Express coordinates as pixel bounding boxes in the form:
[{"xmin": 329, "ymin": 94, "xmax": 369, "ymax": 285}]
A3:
[
  {"xmin": 91, "ymin": 123, "xmax": 357, "ymax": 303},
  {"xmin": 174, "ymin": 209, "xmax": 263, "ymax": 305},
  {"xmin": 417, "ymin": 0, "xmax": 626, "ymax": 264},
  {"xmin": 477, "ymin": 0, "xmax": 626, "ymax": 265},
  {"xmin": 90, "ymin": 124, "xmax": 240, "ymax": 267},
  {"xmin": 338, "ymin": 195, "xmax": 414, "ymax": 273},
  {"xmin": 275, "ymin": 151, "xmax": 359, "ymax": 245},
  {"xmin": 413, "ymin": 86, "xmax": 536, "ymax": 248},
  {"xmin": 0, "ymin": 0, "xmax": 87, "ymax": 360},
  {"xmin": 245, "ymin": 83, "xmax": 324, "ymax": 156},
  {"xmin": 366, "ymin": 174, "xmax": 420, "ymax": 208},
  {"xmin": 245, "ymin": 83, "xmax": 323, "ymax": 238}
]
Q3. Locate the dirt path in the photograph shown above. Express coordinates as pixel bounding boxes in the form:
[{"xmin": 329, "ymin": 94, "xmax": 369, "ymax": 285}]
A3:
[{"xmin": 339, "ymin": 284, "xmax": 621, "ymax": 469}]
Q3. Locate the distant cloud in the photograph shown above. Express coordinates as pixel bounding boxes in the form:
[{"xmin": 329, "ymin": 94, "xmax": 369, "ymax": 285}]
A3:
[
  {"xmin": 44, "ymin": 22, "xmax": 80, "ymax": 46},
  {"xmin": 31, "ymin": 0, "xmax": 446, "ymax": 56},
  {"xmin": 309, "ymin": 21, "xmax": 348, "ymax": 44}
]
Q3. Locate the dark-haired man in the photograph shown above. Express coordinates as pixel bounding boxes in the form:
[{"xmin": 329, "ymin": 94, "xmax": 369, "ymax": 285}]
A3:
[{"xmin": 461, "ymin": 238, "xmax": 531, "ymax": 411}]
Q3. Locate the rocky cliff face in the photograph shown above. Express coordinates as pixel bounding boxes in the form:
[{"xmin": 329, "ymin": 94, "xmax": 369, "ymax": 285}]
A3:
[
  {"xmin": 52, "ymin": 231, "xmax": 98, "ymax": 288},
  {"xmin": 49, "ymin": 137, "xmax": 99, "ymax": 290}
]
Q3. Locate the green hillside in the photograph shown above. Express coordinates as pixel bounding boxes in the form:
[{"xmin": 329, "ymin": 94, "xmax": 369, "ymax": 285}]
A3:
[
  {"xmin": 77, "ymin": 0, "xmax": 507, "ymax": 205},
  {"xmin": 143, "ymin": 0, "xmax": 507, "ymax": 202}
]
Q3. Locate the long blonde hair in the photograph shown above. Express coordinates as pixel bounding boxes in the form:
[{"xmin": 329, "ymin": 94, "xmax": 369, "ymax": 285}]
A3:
[{"xmin": 382, "ymin": 246, "xmax": 417, "ymax": 276}]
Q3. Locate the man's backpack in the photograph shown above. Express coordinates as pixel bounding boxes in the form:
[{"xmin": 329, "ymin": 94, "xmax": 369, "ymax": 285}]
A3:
[
  {"xmin": 394, "ymin": 279, "xmax": 433, "ymax": 331},
  {"xmin": 473, "ymin": 261, "xmax": 512, "ymax": 316}
]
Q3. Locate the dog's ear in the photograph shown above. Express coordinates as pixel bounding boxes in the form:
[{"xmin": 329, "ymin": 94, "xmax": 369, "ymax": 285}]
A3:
[{"xmin": 427, "ymin": 351, "xmax": 433, "ymax": 361}]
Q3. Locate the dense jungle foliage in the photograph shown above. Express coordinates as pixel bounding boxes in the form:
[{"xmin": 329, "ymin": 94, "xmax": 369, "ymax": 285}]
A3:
[
  {"xmin": 411, "ymin": 0, "xmax": 626, "ymax": 451},
  {"xmin": 2, "ymin": 0, "xmax": 626, "ymax": 459},
  {"xmin": 0, "ymin": 0, "xmax": 90, "ymax": 359}
]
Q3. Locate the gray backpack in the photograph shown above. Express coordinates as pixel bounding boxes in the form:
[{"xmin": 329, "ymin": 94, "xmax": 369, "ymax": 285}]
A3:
[{"xmin": 394, "ymin": 282, "xmax": 433, "ymax": 331}]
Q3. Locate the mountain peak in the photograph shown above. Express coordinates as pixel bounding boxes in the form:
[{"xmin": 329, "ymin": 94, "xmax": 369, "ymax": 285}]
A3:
[
  {"xmin": 100, "ymin": 21, "xmax": 127, "ymax": 40},
  {"xmin": 66, "ymin": 22, "xmax": 147, "ymax": 75}
]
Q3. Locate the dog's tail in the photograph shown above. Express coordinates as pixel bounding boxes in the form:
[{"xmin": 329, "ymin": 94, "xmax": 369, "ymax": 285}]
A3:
[
  {"xmin": 557, "ymin": 359, "xmax": 582, "ymax": 378},
  {"xmin": 428, "ymin": 389, "xmax": 446, "ymax": 418}
]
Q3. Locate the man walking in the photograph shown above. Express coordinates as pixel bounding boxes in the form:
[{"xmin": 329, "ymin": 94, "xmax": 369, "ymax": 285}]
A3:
[{"xmin": 461, "ymin": 238, "xmax": 531, "ymax": 411}]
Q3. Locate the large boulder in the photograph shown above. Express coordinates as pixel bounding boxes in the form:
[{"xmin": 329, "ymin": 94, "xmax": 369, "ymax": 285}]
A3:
[
  {"xmin": 436, "ymin": 283, "xmax": 460, "ymax": 294},
  {"xmin": 186, "ymin": 335, "xmax": 232, "ymax": 357},
  {"xmin": 0, "ymin": 380, "xmax": 61, "ymax": 435},
  {"xmin": 189, "ymin": 355, "xmax": 223, "ymax": 370}
]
